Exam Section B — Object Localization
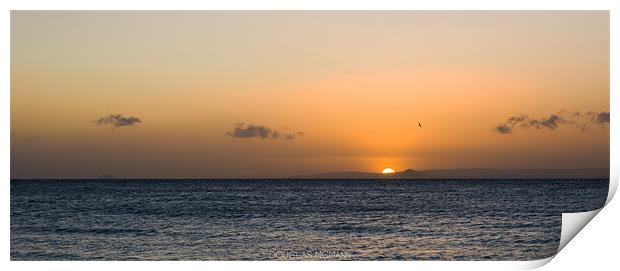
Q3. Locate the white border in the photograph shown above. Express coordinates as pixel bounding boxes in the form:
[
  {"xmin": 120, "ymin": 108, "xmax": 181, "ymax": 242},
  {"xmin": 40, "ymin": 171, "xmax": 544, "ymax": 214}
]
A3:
[{"xmin": 2, "ymin": 1, "xmax": 618, "ymax": 270}]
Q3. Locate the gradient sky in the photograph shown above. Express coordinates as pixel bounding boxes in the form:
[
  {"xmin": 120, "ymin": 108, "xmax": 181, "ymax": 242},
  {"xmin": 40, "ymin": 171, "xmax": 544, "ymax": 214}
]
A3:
[{"xmin": 11, "ymin": 11, "xmax": 609, "ymax": 178}]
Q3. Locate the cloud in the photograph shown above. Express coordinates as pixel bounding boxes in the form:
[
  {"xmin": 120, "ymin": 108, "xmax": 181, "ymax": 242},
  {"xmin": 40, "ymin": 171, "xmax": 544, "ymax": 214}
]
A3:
[
  {"xmin": 495, "ymin": 110, "xmax": 609, "ymax": 134},
  {"xmin": 495, "ymin": 124, "xmax": 513, "ymax": 134},
  {"xmin": 227, "ymin": 123, "xmax": 302, "ymax": 140},
  {"xmin": 10, "ymin": 132, "xmax": 42, "ymax": 143},
  {"xmin": 95, "ymin": 114, "xmax": 142, "ymax": 128},
  {"xmin": 591, "ymin": 111, "xmax": 610, "ymax": 124}
]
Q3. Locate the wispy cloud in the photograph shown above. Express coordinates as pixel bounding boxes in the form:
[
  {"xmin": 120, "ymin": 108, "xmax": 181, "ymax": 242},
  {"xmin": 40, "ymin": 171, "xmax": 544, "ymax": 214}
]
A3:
[
  {"xmin": 495, "ymin": 110, "xmax": 610, "ymax": 134},
  {"xmin": 26, "ymin": 136, "xmax": 42, "ymax": 142},
  {"xmin": 95, "ymin": 114, "xmax": 142, "ymax": 128},
  {"xmin": 227, "ymin": 122, "xmax": 303, "ymax": 140}
]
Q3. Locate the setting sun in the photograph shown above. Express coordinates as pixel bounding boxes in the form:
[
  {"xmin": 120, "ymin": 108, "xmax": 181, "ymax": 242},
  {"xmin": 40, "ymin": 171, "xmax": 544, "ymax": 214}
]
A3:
[{"xmin": 381, "ymin": 168, "xmax": 396, "ymax": 174}]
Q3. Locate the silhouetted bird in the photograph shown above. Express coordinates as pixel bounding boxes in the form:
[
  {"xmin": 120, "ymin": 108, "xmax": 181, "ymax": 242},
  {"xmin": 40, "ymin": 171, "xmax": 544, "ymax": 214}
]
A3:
[{"xmin": 418, "ymin": 122, "xmax": 422, "ymax": 128}]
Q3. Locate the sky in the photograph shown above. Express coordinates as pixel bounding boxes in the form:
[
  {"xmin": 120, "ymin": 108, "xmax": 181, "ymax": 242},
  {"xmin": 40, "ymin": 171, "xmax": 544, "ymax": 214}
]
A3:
[{"xmin": 11, "ymin": 11, "xmax": 609, "ymax": 179}]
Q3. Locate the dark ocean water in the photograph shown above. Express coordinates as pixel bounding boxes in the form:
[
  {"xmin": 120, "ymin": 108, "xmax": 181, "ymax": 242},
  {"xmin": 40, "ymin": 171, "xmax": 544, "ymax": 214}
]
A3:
[{"xmin": 11, "ymin": 179, "xmax": 608, "ymax": 261}]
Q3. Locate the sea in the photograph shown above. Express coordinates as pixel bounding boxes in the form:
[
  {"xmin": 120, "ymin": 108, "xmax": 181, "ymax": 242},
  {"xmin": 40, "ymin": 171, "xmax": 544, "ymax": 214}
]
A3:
[{"xmin": 10, "ymin": 179, "xmax": 608, "ymax": 261}]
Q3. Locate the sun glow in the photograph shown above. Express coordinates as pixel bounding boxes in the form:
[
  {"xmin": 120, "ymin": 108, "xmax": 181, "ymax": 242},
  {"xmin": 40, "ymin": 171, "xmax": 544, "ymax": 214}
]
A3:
[{"xmin": 381, "ymin": 168, "xmax": 396, "ymax": 174}]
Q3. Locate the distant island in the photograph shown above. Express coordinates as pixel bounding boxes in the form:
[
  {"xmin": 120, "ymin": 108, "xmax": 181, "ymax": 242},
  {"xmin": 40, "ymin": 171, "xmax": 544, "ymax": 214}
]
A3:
[
  {"xmin": 290, "ymin": 168, "xmax": 609, "ymax": 179},
  {"xmin": 98, "ymin": 174, "xmax": 116, "ymax": 179}
]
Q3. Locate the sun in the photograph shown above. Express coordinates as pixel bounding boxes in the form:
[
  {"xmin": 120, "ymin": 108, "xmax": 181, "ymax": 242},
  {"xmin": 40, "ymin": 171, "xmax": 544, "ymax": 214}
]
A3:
[{"xmin": 381, "ymin": 168, "xmax": 396, "ymax": 174}]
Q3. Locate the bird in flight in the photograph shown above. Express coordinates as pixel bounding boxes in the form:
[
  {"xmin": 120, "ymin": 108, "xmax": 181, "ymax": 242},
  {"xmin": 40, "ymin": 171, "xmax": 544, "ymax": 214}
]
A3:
[{"xmin": 418, "ymin": 122, "xmax": 422, "ymax": 128}]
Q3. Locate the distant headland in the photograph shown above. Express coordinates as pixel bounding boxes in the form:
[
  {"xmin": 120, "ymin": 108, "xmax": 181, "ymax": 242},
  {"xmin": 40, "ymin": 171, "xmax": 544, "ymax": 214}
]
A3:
[{"xmin": 290, "ymin": 168, "xmax": 609, "ymax": 179}]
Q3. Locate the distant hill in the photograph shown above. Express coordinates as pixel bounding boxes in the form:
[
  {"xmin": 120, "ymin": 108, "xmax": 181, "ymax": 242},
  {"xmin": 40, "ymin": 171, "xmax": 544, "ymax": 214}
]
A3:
[
  {"xmin": 420, "ymin": 168, "xmax": 609, "ymax": 179},
  {"xmin": 290, "ymin": 168, "xmax": 427, "ymax": 179},
  {"xmin": 98, "ymin": 174, "xmax": 116, "ymax": 179},
  {"xmin": 290, "ymin": 168, "xmax": 609, "ymax": 179}
]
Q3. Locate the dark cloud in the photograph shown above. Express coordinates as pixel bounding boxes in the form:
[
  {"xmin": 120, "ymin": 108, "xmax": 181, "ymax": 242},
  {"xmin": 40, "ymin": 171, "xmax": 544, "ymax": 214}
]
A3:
[
  {"xmin": 495, "ymin": 124, "xmax": 513, "ymax": 134},
  {"xmin": 495, "ymin": 110, "xmax": 609, "ymax": 134},
  {"xmin": 591, "ymin": 111, "xmax": 610, "ymax": 124},
  {"xmin": 528, "ymin": 114, "xmax": 566, "ymax": 130},
  {"xmin": 227, "ymin": 123, "xmax": 302, "ymax": 140},
  {"xmin": 95, "ymin": 114, "xmax": 142, "ymax": 128}
]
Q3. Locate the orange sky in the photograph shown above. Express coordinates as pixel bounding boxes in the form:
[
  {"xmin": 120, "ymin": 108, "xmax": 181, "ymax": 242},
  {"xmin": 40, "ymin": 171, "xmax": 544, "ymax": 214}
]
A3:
[{"xmin": 11, "ymin": 11, "xmax": 609, "ymax": 178}]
